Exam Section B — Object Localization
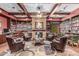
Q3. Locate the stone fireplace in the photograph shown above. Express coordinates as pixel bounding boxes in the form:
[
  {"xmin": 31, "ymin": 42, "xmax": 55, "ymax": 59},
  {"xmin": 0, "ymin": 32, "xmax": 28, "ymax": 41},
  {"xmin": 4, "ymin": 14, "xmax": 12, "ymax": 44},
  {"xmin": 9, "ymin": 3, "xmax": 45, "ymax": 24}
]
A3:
[{"xmin": 32, "ymin": 18, "xmax": 46, "ymax": 40}]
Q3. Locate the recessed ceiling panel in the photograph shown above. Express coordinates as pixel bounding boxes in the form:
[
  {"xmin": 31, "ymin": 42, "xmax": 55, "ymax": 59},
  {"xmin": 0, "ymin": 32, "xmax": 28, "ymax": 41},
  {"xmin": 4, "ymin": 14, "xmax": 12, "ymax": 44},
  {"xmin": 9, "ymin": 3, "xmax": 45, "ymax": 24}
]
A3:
[
  {"xmin": 56, "ymin": 4, "xmax": 79, "ymax": 13},
  {"xmin": 23, "ymin": 3, "xmax": 55, "ymax": 12},
  {"xmin": 0, "ymin": 3, "xmax": 23, "ymax": 12}
]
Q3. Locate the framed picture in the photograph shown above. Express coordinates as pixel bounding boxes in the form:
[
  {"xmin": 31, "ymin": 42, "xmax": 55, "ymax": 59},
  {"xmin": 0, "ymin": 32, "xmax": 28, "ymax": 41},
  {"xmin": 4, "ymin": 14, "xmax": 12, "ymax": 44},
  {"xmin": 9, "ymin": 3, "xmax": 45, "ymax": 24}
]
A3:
[{"xmin": 35, "ymin": 22, "xmax": 43, "ymax": 29}]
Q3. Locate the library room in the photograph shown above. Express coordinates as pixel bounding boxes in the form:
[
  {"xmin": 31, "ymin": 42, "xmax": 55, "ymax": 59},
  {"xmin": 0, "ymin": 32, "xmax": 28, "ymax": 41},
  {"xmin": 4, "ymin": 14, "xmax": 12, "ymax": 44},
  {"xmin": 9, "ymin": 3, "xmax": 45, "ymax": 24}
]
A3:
[{"xmin": 0, "ymin": 3, "xmax": 79, "ymax": 56}]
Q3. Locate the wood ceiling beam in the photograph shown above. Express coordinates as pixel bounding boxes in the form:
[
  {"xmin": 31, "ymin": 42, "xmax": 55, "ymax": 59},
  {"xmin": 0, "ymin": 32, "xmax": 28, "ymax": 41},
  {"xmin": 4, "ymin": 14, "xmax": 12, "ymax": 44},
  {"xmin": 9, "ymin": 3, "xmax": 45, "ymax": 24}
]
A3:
[
  {"xmin": 47, "ymin": 3, "xmax": 61, "ymax": 18},
  {"xmin": 0, "ymin": 8, "xmax": 17, "ymax": 20},
  {"xmin": 16, "ymin": 16, "xmax": 64, "ymax": 19},
  {"xmin": 17, "ymin": 3, "xmax": 31, "ymax": 18},
  {"xmin": 9, "ymin": 12, "xmax": 25, "ymax": 15},
  {"xmin": 9, "ymin": 12, "xmax": 70, "ymax": 15}
]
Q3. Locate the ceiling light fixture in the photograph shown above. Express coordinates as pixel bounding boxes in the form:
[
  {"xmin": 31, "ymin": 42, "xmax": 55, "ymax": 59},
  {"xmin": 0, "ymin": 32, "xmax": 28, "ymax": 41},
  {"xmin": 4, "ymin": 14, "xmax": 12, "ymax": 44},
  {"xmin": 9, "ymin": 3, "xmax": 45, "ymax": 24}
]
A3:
[
  {"xmin": 37, "ymin": 10, "xmax": 41, "ymax": 14},
  {"xmin": 36, "ymin": 5, "xmax": 43, "ymax": 18},
  {"xmin": 12, "ymin": 7, "xmax": 15, "ymax": 9},
  {"xmin": 37, "ymin": 14, "xmax": 42, "ymax": 18}
]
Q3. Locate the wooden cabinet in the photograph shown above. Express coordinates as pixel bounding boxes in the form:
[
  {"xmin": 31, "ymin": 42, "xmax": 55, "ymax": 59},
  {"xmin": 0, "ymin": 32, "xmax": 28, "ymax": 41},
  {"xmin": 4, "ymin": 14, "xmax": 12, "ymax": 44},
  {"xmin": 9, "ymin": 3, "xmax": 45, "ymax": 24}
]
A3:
[{"xmin": 0, "ymin": 35, "xmax": 6, "ymax": 44}]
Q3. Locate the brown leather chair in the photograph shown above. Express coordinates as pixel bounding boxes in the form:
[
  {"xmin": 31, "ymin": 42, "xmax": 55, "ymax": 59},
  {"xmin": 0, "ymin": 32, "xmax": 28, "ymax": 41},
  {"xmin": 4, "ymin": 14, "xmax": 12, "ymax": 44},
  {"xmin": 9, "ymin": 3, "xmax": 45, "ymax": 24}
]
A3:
[
  {"xmin": 23, "ymin": 32, "xmax": 32, "ymax": 41},
  {"xmin": 46, "ymin": 33, "xmax": 55, "ymax": 41},
  {"xmin": 6, "ymin": 36, "xmax": 24, "ymax": 53},
  {"xmin": 51, "ymin": 37, "xmax": 67, "ymax": 52}
]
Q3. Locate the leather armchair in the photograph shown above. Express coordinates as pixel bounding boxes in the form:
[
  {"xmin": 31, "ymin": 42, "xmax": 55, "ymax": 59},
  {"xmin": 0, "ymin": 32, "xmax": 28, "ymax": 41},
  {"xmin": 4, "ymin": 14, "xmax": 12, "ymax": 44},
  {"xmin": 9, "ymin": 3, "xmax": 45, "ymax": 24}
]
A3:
[
  {"xmin": 46, "ymin": 33, "xmax": 55, "ymax": 41},
  {"xmin": 6, "ymin": 36, "xmax": 24, "ymax": 53},
  {"xmin": 51, "ymin": 37, "xmax": 67, "ymax": 52},
  {"xmin": 23, "ymin": 32, "xmax": 31, "ymax": 41}
]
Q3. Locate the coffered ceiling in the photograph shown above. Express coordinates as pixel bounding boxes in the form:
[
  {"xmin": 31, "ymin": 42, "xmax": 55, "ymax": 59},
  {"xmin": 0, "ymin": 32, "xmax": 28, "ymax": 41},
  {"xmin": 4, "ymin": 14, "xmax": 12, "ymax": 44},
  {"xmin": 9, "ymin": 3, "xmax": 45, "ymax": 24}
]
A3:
[
  {"xmin": 23, "ymin": 3, "xmax": 55, "ymax": 13},
  {"xmin": 0, "ymin": 3, "xmax": 79, "ymax": 19},
  {"xmin": 0, "ymin": 3, "xmax": 23, "ymax": 13}
]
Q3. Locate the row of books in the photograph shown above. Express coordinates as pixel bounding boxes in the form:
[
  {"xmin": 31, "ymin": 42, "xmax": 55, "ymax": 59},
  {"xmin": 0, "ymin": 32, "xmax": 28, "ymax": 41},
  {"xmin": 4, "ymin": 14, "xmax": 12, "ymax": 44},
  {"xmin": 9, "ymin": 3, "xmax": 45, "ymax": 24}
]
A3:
[
  {"xmin": 10, "ymin": 21, "xmax": 32, "ymax": 32},
  {"xmin": 60, "ymin": 15, "xmax": 79, "ymax": 34}
]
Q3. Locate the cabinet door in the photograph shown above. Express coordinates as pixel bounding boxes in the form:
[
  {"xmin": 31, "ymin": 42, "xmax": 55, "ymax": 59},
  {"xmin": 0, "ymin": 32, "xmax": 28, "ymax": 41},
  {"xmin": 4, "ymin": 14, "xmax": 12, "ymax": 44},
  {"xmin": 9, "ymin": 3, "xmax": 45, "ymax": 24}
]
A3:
[{"xmin": 0, "ymin": 35, "xmax": 6, "ymax": 44}]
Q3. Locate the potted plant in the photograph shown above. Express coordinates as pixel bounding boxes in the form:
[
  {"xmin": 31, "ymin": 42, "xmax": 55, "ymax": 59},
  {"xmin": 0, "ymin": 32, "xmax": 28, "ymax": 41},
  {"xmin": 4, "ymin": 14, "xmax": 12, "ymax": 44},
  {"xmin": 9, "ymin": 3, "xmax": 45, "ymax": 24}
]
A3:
[{"xmin": 72, "ymin": 35, "xmax": 79, "ymax": 47}]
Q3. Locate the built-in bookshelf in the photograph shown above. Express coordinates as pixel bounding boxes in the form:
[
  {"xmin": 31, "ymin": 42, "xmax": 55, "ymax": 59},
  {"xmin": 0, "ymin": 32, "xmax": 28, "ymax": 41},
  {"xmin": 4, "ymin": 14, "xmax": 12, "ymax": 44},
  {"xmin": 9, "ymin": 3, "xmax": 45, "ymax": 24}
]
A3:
[
  {"xmin": 10, "ymin": 20, "xmax": 32, "ymax": 32},
  {"xmin": 16, "ymin": 21, "xmax": 32, "ymax": 31},
  {"xmin": 60, "ymin": 15, "xmax": 79, "ymax": 34},
  {"xmin": 71, "ymin": 16, "xmax": 79, "ymax": 34},
  {"xmin": 60, "ymin": 19, "xmax": 71, "ymax": 34},
  {"xmin": 46, "ymin": 22, "xmax": 51, "ymax": 31},
  {"xmin": 10, "ymin": 20, "xmax": 17, "ymax": 32}
]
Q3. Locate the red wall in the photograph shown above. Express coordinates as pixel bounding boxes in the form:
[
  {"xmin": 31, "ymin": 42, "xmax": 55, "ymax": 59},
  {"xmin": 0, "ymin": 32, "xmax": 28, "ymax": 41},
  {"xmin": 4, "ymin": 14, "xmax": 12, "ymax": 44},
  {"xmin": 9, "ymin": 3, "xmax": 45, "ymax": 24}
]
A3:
[{"xmin": 0, "ymin": 16, "xmax": 7, "ymax": 34}]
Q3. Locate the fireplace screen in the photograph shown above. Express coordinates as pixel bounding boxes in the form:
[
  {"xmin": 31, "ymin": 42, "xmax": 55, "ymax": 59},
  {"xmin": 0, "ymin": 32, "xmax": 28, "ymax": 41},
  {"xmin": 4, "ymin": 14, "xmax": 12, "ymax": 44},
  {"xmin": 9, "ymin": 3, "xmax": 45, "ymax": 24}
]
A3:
[{"xmin": 35, "ymin": 32, "xmax": 43, "ymax": 38}]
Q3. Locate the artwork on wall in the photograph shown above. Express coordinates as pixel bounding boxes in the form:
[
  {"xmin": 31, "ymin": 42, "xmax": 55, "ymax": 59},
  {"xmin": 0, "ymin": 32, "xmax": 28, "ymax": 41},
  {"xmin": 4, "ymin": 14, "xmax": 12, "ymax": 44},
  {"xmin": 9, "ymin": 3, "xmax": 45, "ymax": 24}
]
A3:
[{"xmin": 35, "ymin": 22, "xmax": 43, "ymax": 29}]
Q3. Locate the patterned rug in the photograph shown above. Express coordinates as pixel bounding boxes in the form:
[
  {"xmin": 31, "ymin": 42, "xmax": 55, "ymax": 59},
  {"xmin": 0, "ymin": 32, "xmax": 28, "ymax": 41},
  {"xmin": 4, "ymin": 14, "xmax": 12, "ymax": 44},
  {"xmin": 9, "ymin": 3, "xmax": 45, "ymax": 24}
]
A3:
[{"xmin": 0, "ymin": 41, "xmax": 79, "ymax": 56}]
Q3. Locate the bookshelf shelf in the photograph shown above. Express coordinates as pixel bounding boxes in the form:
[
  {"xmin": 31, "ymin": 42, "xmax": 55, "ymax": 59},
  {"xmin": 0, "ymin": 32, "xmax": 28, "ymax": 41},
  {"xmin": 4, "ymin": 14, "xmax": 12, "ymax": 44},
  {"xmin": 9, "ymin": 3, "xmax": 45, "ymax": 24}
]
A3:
[
  {"xmin": 60, "ymin": 15, "xmax": 79, "ymax": 34},
  {"xmin": 10, "ymin": 20, "xmax": 32, "ymax": 32}
]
